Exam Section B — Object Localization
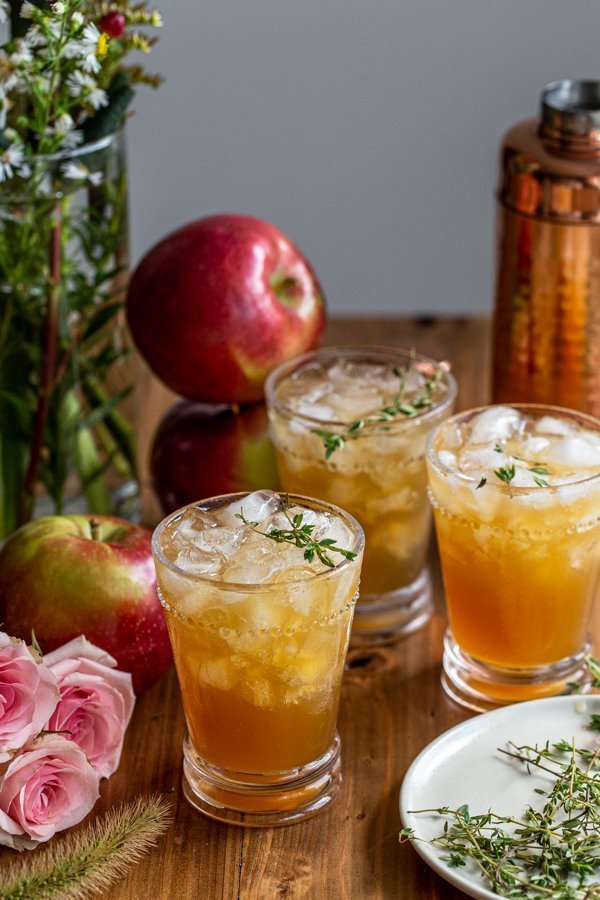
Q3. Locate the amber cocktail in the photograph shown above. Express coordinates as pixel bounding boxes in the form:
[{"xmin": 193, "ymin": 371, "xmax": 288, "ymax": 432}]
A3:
[
  {"xmin": 427, "ymin": 404, "xmax": 600, "ymax": 712},
  {"xmin": 265, "ymin": 347, "xmax": 456, "ymax": 644},
  {"xmin": 152, "ymin": 490, "xmax": 363, "ymax": 826}
]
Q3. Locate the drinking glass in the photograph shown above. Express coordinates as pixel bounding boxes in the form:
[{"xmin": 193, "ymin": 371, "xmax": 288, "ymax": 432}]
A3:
[
  {"xmin": 265, "ymin": 346, "xmax": 457, "ymax": 644},
  {"xmin": 427, "ymin": 404, "xmax": 600, "ymax": 712},
  {"xmin": 152, "ymin": 491, "xmax": 364, "ymax": 826}
]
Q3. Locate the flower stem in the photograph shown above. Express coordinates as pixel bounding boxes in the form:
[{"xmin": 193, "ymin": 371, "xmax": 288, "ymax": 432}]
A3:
[{"xmin": 17, "ymin": 204, "xmax": 62, "ymax": 527}]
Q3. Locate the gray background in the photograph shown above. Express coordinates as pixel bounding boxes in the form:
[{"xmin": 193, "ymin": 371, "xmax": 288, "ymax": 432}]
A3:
[{"xmin": 127, "ymin": 0, "xmax": 600, "ymax": 316}]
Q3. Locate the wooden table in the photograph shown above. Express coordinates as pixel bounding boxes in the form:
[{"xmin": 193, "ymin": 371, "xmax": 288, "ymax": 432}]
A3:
[{"xmin": 99, "ymin": 317, "xmax": 491, "ymax": 898}]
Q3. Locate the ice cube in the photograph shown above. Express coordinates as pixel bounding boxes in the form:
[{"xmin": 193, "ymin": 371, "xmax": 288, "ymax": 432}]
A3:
[
  {"xmin": 223, "ymin": 542, "xmax": 286, "ymax": 584},
  {"xmin": 544, "ymin": 437, "xmax": 600, "ymax": 469},
  {"xmin": 509, "ymin": 467, "xmax": 541, "ymax": 488},
  {"xmin": 175, "ymin": 545, "xmax": 224, "ymax": 577},
  {"xmin": 217, "ymin": 490, "xmax": 282, "ymax": 526},
  {"xmin": 520, "ymin": 435, "xmax": 550, "ymax": 458},
  {"xmin": 458, "ymin": 445, "xmax": 509, "ymax": 475},
  {"xmin": 295, "ymin": 399, "xmax": 338, "ymax": 421},
  {"xmin": 197, "ymin": 657, "xmax": 236, "ymax": 691},
  {"xmin": 437, "ymin": 450, "xmax": 457, "ymax": 469},
  {"xmin": 169, "ymin": 507, "xmax": 217, "ymax": 551},
  {"xmin": 469, "ymin": 407, "xmax": 522, "ymax": 444},
  {"xmin": 192, "ymin": 525, "xmax": 247, "ymax": 558},
  {"xmin": 536, "ymin": 416, "xmax": 574, "ymax": 437}
]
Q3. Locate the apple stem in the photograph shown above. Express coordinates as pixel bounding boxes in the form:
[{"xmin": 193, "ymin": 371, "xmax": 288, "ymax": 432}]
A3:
[
  {"xmin": 231, "ymin": 403, "xmax": 240, "ymax": 415},
  {"xmin": 89, "ymin": 518, "xmax": 101, "ymax": 541}
]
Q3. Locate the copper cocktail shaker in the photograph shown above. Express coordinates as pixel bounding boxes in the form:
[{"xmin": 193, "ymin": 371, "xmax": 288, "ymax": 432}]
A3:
[{"xmin": 492, "ymin": 81, "xmax": 600, "ymax": 415}]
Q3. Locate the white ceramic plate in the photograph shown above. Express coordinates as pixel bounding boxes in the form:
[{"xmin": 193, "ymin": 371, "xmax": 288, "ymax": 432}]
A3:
[{"xmin": 399, "ymin": 695, "xmax": 600, "ymax": 900}]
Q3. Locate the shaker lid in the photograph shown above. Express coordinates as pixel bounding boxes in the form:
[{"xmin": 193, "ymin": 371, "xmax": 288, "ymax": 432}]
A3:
[{"xmin": 541, "ymin": 80, "xmax": 600, "ymax": 139}]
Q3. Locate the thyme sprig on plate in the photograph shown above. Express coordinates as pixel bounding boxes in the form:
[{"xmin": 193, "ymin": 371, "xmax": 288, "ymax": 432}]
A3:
[
  {"xmin": 313, "ymin": 353, "xmax": 445, "ymax": 460},
  {"xmin": 401, "ymin": 728, "xmax": 600, "ymax": 898},
  {"xmin": 235, "ymin": 501, "xmax": 357, "ymax": 568}
]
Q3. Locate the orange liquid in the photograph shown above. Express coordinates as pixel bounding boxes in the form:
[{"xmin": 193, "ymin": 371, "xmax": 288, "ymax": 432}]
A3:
[
  {"xmin": 161, "ymin": 591, "xmax": 356, "ymax": 776},
  {"xmin": 433, "ymin": 507, "xmax": 599, "ymax": 668},
  {"xmin": 275, "ymin": 451, "xmax": 430, "ymax": 597}
]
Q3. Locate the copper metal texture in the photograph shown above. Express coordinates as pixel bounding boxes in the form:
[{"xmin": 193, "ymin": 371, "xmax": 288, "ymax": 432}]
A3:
[{"xmin": 492, "ymin": 81, "xmax": 600, "ymax": 415}]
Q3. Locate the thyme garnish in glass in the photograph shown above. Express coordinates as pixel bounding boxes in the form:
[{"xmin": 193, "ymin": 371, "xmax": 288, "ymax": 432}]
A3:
[
  {"xmin": 490, "ymin": 443, "xmax": 552, "ymax": 488},
  {"xmin": 236, "ymin": 500, "xmax": 357, "ymax": 568},
  {"xmin": 313, "ymin": 353, "xmax": 445, "ymax": 459}
]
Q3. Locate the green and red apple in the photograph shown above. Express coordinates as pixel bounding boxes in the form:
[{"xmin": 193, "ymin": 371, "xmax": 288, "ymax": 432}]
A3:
[
  {"xmin": 126, "ymin": 213, "xmax": 326, "ymax": 404},
  {"xmin": 0, "ymin": 515, "xmax": 172, "ymax": 695},
  {"xmin": 151, "ymin": 400, "xmax": 279, "ymax": 512}
]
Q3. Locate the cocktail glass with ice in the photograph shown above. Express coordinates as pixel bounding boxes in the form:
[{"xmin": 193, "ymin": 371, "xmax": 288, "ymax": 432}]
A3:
[
  {"xmin": 152, "ymin": 490, "xmax": 364, "ymax": 826},
  {"xmin": 265, "ymin": 347, "xmax": 457, "ymax": 644},
  {"xmin": 427, "ymin": 404, "xmax": 600, "ymax": 712}
]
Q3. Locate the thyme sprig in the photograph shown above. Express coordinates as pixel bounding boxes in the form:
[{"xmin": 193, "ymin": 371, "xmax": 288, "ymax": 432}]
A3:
[
  {"xmin": 235, "ymin": 501, "xmax": 357, "ymax": 568},
  {"xmin": 313, "ymin": 353, "xmax": 445, "ymax": 459},
  {"xmin": 401, "ymin": 733, "xmax": 600, "ymax": 898},
  {"xmin": 491, "ymin": 443, "xmax": 552, "ymax": 488}
]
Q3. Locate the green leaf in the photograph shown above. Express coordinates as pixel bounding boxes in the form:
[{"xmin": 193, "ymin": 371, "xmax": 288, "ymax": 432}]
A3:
[
  {"xmin": 78, "ymin": 385, "xmax": 132, "ymax": 433},
  {"xmin": 494, "ymin": 463, "xmax": 516, "ymax": 484},
  {"xmin": 82, "ymin": 72, "xmax": 134, "ymax": 143}
]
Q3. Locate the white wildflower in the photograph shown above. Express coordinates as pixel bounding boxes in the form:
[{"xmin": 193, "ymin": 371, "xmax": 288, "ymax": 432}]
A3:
[
  {"xmin": 79, "ymin": 23, "xmax": 103, "ymax": 74},
  {"xmin": 82, "ymin": 51, "xmax": 101, "ymax": 75},
  {"xmin": 45, "ymin": 18, "xmax": 62, "ymax": 39},
  {"xmin": 0, "ymin": 90, "xmax": 13, "ymax": 130},
  {"xmin": 0, "ymin": 144, "xmax": 25, "ymax": 182},
  {"xmin": 67, "ymin": 72, "xmax": 108, "ymax": 110},
  {"xmin": 51, "ymin": 1, "xmax": 65, "ymax": 14},
  {"xmin": 62, "ymin": 39, "xmax": 85, "ymax": 60},
  {"xmin": 81, "ymin": 23, "xmax": 101, "ymax": 47},
  {"xmin": 10, "ymin": 40, "xmax": 33, "ymax": 66},
  {"xmin": 67, "ymin": 70, "xmax": 90, "ymax": 98},
  {"xmin": 71, "ymin": 11, "xmax": 84, "ymax": 26},
  {"xmin": 24, "ymin": 25, "xmax": 46, "ymax": 48},
  {"xmin": 19, "ymin": 1, "xmax": 36, "ymax": 18},
  {"xmin": 61, "ymin": 161, "xmax": 103, "ymax": 186},
  {"xmin": 52, "ymin": 112, "xmax": 75, "ymax": 132},
  {"xmin": 47, "ymin": 114, "xmax": 83, "ymax": 150},
  {"xmin": 88, "ymin": 86, "xmax": 108, "ymax": 109},
  {"xmin": 0, "ymin": 51, "xmax": 19, "ymax": 91},
  {"xmin": 0, "ymin": 1, "xmax": 9, "ymax": 24}
]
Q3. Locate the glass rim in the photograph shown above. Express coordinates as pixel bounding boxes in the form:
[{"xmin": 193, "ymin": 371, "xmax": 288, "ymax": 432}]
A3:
[
  {"xmin": 151, "ymin": 491, "xmax": 365, "ymax": 592},
  {"xmin": 31, "ymin": 131, "xmax": 119, "ymax": 165},
  {"xmin": 264, "ymin": 344, "xmax": 458, "ymax": 431},
  {"xmin": 426, "ymin": 402, "xmax": 600, "ymax": 492}
]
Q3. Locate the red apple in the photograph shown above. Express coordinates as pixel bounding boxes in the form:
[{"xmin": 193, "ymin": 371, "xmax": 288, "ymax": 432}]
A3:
[
  {"xmin": 151, "ymin": 400, "xmax": 280, "ymax": 513},
  {"xmin": 126, "ymin": 213, "xmax": 326, "ymax": 404},
  {"xmin": 0, "ymin": 515, "xmax": 172, "ymax": 695}
]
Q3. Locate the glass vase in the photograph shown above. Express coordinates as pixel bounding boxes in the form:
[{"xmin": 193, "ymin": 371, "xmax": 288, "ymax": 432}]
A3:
[{"xmin": 0, "ymin": 130, "xmax": 138, "ymax": 539}]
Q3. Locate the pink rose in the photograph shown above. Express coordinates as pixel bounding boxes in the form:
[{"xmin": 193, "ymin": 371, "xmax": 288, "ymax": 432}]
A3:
[
  {"xmin": 0, "ymin": 735, "xmax": 99, "ymax": 850},
  {"xmin": 43, "ymin": 636, "xmax": 135, "ymax": 779},
  {"xmin": 0, "ymin": 633, "xmax": 59, "ymax": 763}
]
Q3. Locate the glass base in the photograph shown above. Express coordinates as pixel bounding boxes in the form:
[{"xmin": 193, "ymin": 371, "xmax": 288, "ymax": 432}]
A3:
[
  {"xmin": 182, "ymin": 731, "xmax": 342, "ymax": 827},
  {"xmin": 442, "ymin": 628, "xmax": 592, "ymax": 713},
  {"xmin": 350, "ymin": 569, "xmax": 432, "ymax": 647}
]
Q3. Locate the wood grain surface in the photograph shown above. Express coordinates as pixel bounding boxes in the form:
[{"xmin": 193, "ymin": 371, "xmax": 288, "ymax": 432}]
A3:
[{"xmin": 3, "ymin": 317, "xmax": 496, "ymax": 899}]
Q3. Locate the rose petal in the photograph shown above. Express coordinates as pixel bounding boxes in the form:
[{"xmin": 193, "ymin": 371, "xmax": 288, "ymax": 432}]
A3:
[{"xmin": 43, "ymin": 636, "xmax": 118, "ymax": 670}]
